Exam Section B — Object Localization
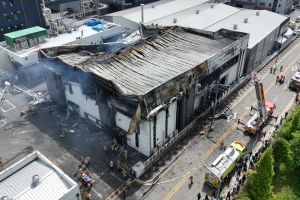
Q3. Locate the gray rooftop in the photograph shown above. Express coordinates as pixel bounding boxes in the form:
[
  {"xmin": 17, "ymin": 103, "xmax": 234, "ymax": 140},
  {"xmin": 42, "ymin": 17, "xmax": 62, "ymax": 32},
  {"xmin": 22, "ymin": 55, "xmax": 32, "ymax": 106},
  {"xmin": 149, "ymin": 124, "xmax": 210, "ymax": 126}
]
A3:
[
  {"xmin": 204, "ymin": 9, "xmax": 289, "ymax": 48},
  {"xmin": 106, "ymin": 0, "xmax": 209, "ymax": 23},
  {"xmin": 148, "ymin": 3, "xmax": 240, "ymax": 27},
  {"xmin": 0, "ymin": 151, "xmax": 78, "ymax": 200},
  {"xmin": 41, "ymin": 27, "xmax": 240, "ymax": 96}
]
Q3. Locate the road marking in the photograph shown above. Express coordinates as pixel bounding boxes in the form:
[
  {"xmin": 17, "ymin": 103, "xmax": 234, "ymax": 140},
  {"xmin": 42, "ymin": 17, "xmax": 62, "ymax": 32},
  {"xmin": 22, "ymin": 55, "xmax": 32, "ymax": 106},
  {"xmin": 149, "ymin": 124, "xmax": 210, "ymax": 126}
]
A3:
[
  {"xmin": 273, "ymin": 97, "xmax": 277, "ymax": 102},
  {"xmin": 110, "ymin": 172, "xmax": 123, "ymax": 182},
  {"xmin": 1, "ymin": 100, "xmax": 16, "ymax": 112},
  {"xmin": 283, "ymin": 85, "xmax": 288, "ymax": 91},
  {"xmin": 164, "ymin": 52, "xmax": 300, "ymax": 200},
  {"xmin": 245, "ymin": 107, "xmax": 250, "ymax": 109},
  {"xmin": 292, "ymin": 66, "xmax": 298, "ymax": 71},
  {"xmin": 91, "ymin": 187, "xmax": 103, "ymax": 198},
  {"xmin": 0, "ymin": 120, "xmax": 6, "ymax": 127},
  {"xmin": 232, "ymin": 112, "xmax": 237, "ymax": 119}
]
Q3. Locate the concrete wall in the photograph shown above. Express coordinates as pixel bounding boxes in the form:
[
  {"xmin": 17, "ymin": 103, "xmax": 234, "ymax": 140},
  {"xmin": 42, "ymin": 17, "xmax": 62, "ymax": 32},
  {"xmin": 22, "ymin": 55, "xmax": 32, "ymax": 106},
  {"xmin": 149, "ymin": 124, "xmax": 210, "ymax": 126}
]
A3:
[
  {"xmin": 67, "ymin": 25, "xmax": 122, "ymax": 45},
  {"xmin": 5, "ymin": 49, "xmax": 39, "ymax": 67},
  {"xmin": 0, "ymin": 47, "xmax": 14, "ymax": 74},
  {"xmin": 103, "ymin": 16, "xmax": 139, "ymax": 33},
  {"xmin": 65, "ymin": 81, "xmax": 100, "ymax": 122}
]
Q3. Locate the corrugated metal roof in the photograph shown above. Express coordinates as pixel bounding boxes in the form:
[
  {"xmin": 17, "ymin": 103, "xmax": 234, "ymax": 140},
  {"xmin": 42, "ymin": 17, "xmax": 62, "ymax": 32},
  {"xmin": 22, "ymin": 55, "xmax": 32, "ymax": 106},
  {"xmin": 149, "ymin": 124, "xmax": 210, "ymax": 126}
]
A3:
[
  {"xmin": 42, "ymin": 27, "xmax": 238, "ymax": 96},
  {"xmin": 109, "ymin": 0, "xmax": 209, "ymax": 23},
  {"xmin": 205, "ymin": 10, "xmax": 288, "ymax": 48},
  {"xmin": 0, "ymin": 159, "xmax": 71, "ymax": 199}
]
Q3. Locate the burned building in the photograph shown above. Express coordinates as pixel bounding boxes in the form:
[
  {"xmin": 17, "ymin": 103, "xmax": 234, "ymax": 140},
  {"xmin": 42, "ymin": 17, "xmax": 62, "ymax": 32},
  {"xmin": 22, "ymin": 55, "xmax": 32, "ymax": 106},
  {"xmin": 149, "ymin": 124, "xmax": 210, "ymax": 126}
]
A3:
[{"xmin": 40, "ymin": 26, "xmax": 249, "ymax": 157}]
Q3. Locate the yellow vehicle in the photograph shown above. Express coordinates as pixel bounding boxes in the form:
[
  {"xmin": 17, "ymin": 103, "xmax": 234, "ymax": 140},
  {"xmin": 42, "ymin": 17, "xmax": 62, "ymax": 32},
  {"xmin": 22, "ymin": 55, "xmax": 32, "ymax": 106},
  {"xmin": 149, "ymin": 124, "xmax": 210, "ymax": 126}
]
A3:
[
  {"xmin": 204, "ymin": 141, "xmax": 246, "ymax": 188},
  {"xmin": 296, "ymin": 16, "xmax": 300, "ymax": 23},
  {"xmin": 289, "ymin": 21, "xmax": 296, "ymax": 29}
]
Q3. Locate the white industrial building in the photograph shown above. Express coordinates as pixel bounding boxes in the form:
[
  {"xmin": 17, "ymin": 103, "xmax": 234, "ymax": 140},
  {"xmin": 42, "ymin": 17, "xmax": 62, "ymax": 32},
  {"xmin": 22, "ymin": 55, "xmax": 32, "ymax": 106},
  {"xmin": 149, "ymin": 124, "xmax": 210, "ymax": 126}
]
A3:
[
  {"xmin": 0, "ymin": 151, "xmax": 80, "ymax": 200},
  {"xmin": 254, "ymin": 0, "xmax": 293, "ymax": 14},
  {"xmin": 0, "ymin": 18, "xmax": 122, "ymax": 85},
  {"xmin": 41, "ymin": 26, "xmax": 249, "ymax": 157},
  {"xmin": 105, "ymin": 3, "xmax": 289, "ymax": 75}
]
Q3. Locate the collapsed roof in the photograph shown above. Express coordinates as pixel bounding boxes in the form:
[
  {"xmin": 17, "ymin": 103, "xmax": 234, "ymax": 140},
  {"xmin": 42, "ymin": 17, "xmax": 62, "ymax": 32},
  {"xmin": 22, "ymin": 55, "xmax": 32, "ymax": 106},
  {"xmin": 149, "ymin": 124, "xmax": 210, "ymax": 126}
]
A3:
[{"xmin": 40, "ymin": 26, "xmax": 247, "ymax": 96}]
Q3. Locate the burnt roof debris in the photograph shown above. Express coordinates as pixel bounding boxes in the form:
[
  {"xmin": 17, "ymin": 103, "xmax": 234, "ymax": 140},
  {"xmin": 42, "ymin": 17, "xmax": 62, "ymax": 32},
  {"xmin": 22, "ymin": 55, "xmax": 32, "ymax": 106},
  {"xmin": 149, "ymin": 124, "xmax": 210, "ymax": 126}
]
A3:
[{"xmin": 41, "ymin": 26, "xmax": 248, "ymax": 97}]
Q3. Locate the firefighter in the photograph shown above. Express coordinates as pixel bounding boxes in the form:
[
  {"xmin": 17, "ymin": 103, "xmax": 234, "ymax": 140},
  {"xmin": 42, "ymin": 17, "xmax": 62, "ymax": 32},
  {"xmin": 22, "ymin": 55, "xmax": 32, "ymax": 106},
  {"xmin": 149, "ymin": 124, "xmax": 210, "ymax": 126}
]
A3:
[
  {"xmin": 117, "ymin": 160, "xmax": 121, "ymax": 170},
  {"xmin": 104, "ymin": 145, "xmax": 108, "ymax": 154},
  {"xmin": 280, "ymin": 65, "xmax": 283, "ymax": 71},
  {"xmin": 122, "ymin": 168, "xmax": 127, "ymax": 177},
  {"xmin": 85, "ymin": 191, "xmax": 91, "ymax": 199},
  {"xmin": 79, "ymin": 168, "xmax": 83, "ymax": 175},
  {"xmin": 87, "ymin": 172, "xmax": 91, "ymax": 178},
  {"xmin": 126, "ymin": 178, "xmax": 131, "ymax": 186},
  {"xmin": 270, "ymin": 67, "xmax": 273, "ymax": 73},
  {"xmin": 220, "ymin": 140, "xmax": 225, "ymax": 150},
  {"xmin": 189, "ymin": 175, "xmax": 194, "ymax": 184},
  {"xmin": 88, "ymin": 179, "xmax": 93, "ymax": 188},
  {"xmin": 110, "ymin": 161, "xmax": 114, "ymax": 170},
  {"xmin": 273, "ymin": 67, "xmax": 276, "ymax": 74},
  {"xmin": 124, "ymin": 150, "xmax": 128, "ymax": 160},
  {"xmin": 75, "ymin": 164, "xmax": 80, "ymax": 174}
]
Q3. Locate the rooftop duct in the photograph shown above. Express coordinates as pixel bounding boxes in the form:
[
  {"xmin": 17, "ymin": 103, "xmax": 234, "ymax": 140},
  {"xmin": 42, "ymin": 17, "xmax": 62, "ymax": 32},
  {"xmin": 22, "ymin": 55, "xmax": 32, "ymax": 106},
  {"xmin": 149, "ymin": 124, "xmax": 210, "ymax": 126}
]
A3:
[
  {"xmin": 256, "ymin": 11, "xmax": 260, "ymax": 16},
  {"xmin": 244, "ymin": 18, "xmax": 248, "ymax": 23},
  {"xmin": 173, "ymin": 18, "xmax": 177, "ymax": 23},
  {"xmin": 152, "ymin": 4, "xmax": 155, "ymax": 8},
  {"xmin": 32, "ymin": 175, "xmax": 39, "ymax": 186},
  {"xmin": 233, "ymin": 24, "xmax": 238, "ymax": 30},
  {"xmin": 211, "ymin": 4, "xmax": 214, "ymax": 8},
  {"xmin": 141, "ymin": 4, "xmax": 144, "ymax": 23},
  {"xmin": 196, "ymin": 9, "xmax": 199, "ymax": 14}
]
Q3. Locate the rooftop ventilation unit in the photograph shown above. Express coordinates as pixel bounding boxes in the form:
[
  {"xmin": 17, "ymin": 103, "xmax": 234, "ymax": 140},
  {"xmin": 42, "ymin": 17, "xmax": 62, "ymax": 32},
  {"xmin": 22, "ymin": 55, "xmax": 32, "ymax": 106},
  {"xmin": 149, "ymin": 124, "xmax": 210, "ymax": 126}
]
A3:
[
  {"xmin": 256, "ymin": 11, "xmax": 260, "ymax": 16},
  {"xmin": 152, "ymin": 4, "xmax": 155, "ymax": 8},
  {"xmin": 196, "ymin": 9, "xmax": 199, "ymax": 14},
  {"xmin": 211, "ymin": 4, "xmax": 214, "ymax": 8},
  {"xmin": 1, "ymin": 197, "xmax": 10, "ymax": 200},
  {"xmin": 233, "ymin": 24, "xmax": 238, "ymax": 30},
  {"xmin": 32, "ymin": 175, "xmax": 39, "ymax": 186},
  {"xmin": 173, "ymin": 18, "xmax": 177, "ymax": 23},
  {"xmin": 244, "ymin": 18, "xmax": 248, "ymax": 23}
]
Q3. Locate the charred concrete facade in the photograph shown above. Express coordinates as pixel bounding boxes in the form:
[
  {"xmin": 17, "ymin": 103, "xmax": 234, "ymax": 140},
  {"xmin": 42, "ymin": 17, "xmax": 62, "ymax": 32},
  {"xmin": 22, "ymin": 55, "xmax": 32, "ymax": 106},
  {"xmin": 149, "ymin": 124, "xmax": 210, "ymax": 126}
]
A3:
[{"xmin": 40, "ymin": 26, "xmax": 249, "ymax": 157}]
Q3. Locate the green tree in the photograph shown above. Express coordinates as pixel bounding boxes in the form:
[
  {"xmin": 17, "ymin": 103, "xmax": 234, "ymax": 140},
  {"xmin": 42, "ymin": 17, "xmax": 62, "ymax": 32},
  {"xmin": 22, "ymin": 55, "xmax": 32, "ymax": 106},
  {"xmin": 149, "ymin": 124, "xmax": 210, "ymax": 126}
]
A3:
[
  {"xmin": 290, "ymin": 136, "xmax": 300, "ymax": 175},
  {"xmin": 272, "ymin": 138, "xmax": 292, "ymax": 174},
  {"xmin": 248, "ymin": 148, "xmax": 275, "ymax": 200}
]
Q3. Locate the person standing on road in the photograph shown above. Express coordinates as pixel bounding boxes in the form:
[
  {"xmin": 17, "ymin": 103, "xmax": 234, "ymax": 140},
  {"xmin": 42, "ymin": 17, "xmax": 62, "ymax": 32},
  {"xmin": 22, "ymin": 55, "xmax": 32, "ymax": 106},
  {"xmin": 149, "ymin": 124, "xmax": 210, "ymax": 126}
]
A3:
[
  {"xmin": 226, "ymin": 191, "xmax": 231, "ymax": 200},
  {"xmin": 273, "ymin": 67, "xmax": 276, "ymax": 74},
  {"xmin": 212, "ymin": 191, "xmax": 216, "ymax": 198},
  {"xmin": 123, "ymin": 190, "xmax": 127, "ymax": 200},
  {"xmin": 285, "ymin": 111, "xmax": 288, "ymax": 119},
  {"xmin": 189, "ymin": 175, "xmax": 194, "ymax": 184},
  {"xmin": 280, "ymin": 65, "xmax": 283, "ymax": 71},
  {"xmin": 227, "ymin": 175, "xmax": 231, "ymax": 186},
  {"xmin": 270, "ymin": 67, "xmax": 273, "ymax": 73},
  {"xmin": 197, "ymin": 193, "xmax": 201, "ymax": 200},
  {"xmin": 110, "ymin": 161, "xmax": 114, "ymax": 170},
  {"xmin": 280, "ymin": 116, "xmax": 284, "ymax": 125},
  {"xmin": 205, "ymin": 194, "xmax": 209, "ymax": 200},
  {"xmin": 275, "ymin": 123, "xmax": 279, "ymax": 130}
]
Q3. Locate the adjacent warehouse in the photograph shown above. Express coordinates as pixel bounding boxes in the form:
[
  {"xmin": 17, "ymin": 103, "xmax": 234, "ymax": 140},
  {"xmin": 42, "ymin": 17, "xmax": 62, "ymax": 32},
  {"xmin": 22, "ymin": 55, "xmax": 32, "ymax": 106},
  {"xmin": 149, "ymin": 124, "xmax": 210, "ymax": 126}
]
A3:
[
  {"xmin": 0, "ymin": 151, "xmax": 80, "ymax": 200},
  {"xmin": 40, "ymin": 26, "xmax": 249, "ymax": 157},
  {"xmin": 105, "ymin": 3, "xmax": 289, "ymax": 76}
]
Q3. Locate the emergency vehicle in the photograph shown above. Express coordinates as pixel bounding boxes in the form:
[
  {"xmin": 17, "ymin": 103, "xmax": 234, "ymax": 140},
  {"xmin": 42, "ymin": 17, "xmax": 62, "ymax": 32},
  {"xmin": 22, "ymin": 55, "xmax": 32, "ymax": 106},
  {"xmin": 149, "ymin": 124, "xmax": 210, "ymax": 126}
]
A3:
[
  {"xmin": 289, "ymin": 21, "xmax": 296, "ymax": 29},
  {"xmin": 204, "ymin": 141, "xmax": 246, "ymax": 188},
  {"xmin": 288, "ymin": 70, "xmax": 300, "ymax": 91},
  {"xmin": 244, "ymin": 72, "xmax": 276, "ymax": 134}
]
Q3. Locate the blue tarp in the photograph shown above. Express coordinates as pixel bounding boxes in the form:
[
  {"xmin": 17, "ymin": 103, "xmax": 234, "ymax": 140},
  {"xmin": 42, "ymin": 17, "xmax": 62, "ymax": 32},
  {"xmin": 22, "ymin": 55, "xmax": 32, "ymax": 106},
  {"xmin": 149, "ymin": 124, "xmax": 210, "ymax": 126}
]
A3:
[
  {"xmin": 87, "ymin": 20, "xmax": 101, "ymax": 26},
  {"xmin": 93, "ymin": 24, "xmax": 103, "ymax": 32}
]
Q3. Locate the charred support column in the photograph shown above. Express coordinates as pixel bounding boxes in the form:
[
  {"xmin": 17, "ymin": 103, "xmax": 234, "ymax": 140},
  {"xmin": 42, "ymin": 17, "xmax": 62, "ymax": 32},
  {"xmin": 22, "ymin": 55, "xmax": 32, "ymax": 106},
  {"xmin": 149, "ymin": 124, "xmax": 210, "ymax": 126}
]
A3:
[{"xmin": 208, "ymin": 79, "xmax": 219, "ymax": 138}]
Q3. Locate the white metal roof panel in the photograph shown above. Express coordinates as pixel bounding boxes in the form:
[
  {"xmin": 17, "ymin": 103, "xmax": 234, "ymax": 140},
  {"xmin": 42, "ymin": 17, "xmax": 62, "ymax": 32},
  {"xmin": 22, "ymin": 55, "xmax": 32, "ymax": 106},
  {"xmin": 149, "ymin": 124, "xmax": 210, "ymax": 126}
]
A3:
[
  {"xmin": 121, "ymin": 0, "xmax": 209, "ymax": 23},
  {"xmin": 153, "ymin": 4, "xmax": 241, "ymax": 28},
  {"xmin": 0, "ymin": 159, "xmax": 71, "ymax": 199},
  {"xmin": 205, "ymin": 10, "xmax": 288, "ymax": 48}
]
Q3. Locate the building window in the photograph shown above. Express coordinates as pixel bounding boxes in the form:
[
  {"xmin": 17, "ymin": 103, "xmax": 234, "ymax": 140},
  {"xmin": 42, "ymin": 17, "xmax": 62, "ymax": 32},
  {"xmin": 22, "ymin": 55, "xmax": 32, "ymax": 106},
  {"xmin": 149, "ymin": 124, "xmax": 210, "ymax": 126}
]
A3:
[
  {"xmin": 7, "ymin": 15, "xmax": 11, "ymax": 22},
  {"xmin": 13, "ymin": 12, "xmax": 17, "ymax": 20},
  {"xmin": 2, "ymin": 0, "xmax": 6, "ymax": 8},
  {"xmin": 9, "ymin": 0, "xmax": 13, "ymax": 6},
  {"xmin": 269, "ymin": 3, "xmax": 271, "ymax": 6},
  {"xmin": 278, "ymin": 4, "xmax": 281, "ymax": 7}
]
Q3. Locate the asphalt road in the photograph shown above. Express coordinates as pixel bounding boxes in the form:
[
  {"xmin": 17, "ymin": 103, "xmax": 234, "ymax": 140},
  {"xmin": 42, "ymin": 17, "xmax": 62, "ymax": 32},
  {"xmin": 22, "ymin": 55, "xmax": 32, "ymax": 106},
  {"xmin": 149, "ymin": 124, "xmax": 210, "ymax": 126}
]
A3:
[{"xmin": 143, "ymin": 32, "xmax": 300, "ymax": 200}]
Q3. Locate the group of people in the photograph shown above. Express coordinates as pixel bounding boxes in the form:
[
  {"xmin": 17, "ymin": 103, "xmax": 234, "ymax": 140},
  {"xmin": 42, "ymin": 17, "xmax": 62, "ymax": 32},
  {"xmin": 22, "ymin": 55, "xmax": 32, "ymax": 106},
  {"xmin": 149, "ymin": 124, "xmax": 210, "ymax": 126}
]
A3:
[
  {"xmin": 75, "ymin": 156, "xmax": 93, "ymax": 189},
  {"xmin": 276, "ymin": 75, "xmax": 285, "ymax": 84},
  {"xmin": 270, "ymin": 66, "xmax": 283, "ymax": 75}
]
